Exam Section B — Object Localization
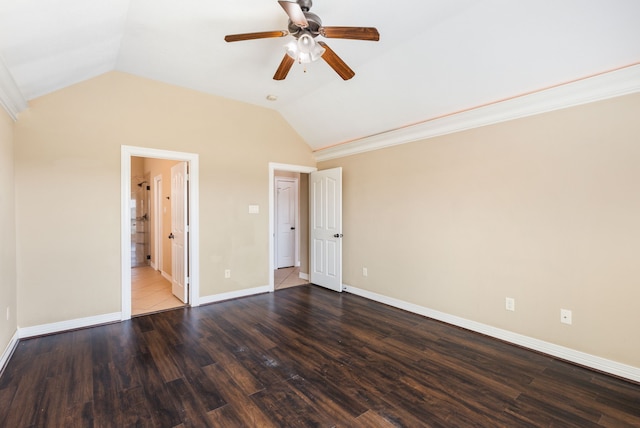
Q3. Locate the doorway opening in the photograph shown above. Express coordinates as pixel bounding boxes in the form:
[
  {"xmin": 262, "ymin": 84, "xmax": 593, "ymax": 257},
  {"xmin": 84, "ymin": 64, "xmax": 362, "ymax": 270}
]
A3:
[
  {"xmin": 130, "ymin": 157, "xmax": 186, "ymax": 316},
  {"xmin": 131, "ymin": 172, "xmax": 151, "ymax": 268},
  {"xmin": 269, "ymin": 163, "xmax": 317, "ymax": 291},
  {"xmin": 275, "ymin": 175, "xmax": 299, "ymax": 270},
  {"xmin": 121, "ymin": 146, "xmax": 200, "ymax": 320},
  {"xmin": 274, "ymin": 174, "xmax": 305, "ymax": 290}
]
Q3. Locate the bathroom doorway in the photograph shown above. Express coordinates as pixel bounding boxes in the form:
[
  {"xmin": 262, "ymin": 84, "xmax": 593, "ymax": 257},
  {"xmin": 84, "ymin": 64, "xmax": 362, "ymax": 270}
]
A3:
[
  {"xmin": 130, "ymin": 156, "xmax": 185, "ymax": 316},
  {"xmin": 131, "ymin": 171, "xmax": 151, "ymax": 268},
  {"xmin": 121, "ymin": 146, "xmax": 200, "ymax": 320}
]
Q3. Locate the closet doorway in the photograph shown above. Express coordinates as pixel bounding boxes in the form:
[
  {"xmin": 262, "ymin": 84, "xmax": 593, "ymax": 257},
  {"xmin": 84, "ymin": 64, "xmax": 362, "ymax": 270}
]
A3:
[{"xmin": 270, "ymin": 163, "xmax": 316, "ymax": 291}]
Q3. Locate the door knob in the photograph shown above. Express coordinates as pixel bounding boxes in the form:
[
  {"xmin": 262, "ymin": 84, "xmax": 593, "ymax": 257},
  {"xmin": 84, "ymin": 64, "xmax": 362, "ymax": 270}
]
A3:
[
  {"xmin": 291, "ymin": 227, "xmax": 296, "ymax": 230},
  {"xmin": 333, "ymin": 233, "xmax": 343, "ymax": 238},
  {"xmin": 168, "ymin": 233, "xmax": 174, "ymax": 239}
]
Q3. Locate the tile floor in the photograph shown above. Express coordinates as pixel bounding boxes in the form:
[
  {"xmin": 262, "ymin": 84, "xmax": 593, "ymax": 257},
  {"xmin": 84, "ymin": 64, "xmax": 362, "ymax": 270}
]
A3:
[
  {"xmin": 275, "ymin": 266, "xmax": 308, "ymax": 290},
  {"xmin": 131, "ymin": 266, "xmax": 184, "ymax": 316}
]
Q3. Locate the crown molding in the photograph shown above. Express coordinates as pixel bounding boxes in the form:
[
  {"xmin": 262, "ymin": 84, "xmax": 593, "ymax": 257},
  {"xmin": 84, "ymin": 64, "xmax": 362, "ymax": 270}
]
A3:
[
  {"xmin": 0, "ymin": 55, "xmax": 28, "ymax": 121},
  {"xmin": 314, "ymin": 63, "xmax": 640, "ymax": 162}
]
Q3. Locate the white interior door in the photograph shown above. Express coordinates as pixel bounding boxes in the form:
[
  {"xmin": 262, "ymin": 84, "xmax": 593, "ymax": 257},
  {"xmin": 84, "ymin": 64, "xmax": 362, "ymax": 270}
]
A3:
[
  {"xmin": 171, "ymin": 161, "xmax": 188, "ymax": 303},
  {"xmin": 276, "ymin": 178, "xmax": 297, "ymax": 268},
  {"xmin": 310, "ymin": 167, "xmax": 342, "ymax": 292}
]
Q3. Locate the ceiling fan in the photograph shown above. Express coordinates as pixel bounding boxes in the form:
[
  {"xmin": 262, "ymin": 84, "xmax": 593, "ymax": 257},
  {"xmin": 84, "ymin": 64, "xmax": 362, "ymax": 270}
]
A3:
[{"xmin": 224, "ymin": 0, "xmax": 379, "ymax": 80}]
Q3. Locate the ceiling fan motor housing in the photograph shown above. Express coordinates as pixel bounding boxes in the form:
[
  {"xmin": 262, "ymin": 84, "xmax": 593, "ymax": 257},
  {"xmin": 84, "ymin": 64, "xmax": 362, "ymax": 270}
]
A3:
[
  {"xmin": 288, "ymin": 11, "xmax": 322, "ymax": 37},
  {"xmin": 287, "ymin": 0, "xmax": 321, "ymax": 38}
]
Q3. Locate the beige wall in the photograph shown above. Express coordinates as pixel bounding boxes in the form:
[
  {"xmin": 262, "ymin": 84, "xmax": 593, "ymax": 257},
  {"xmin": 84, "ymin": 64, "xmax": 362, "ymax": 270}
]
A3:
[
  {"xmin": 14, "ymin": 71, "xmax": 315, "ymax": 327},
  {"xmin": 8, "ymin": 68, "xmax": 638, "ymax": 372},
  {"xmin": 0, "ymin": 107, "xmax": 17, "ymax": 354},
  {"xmin": 320, "ymin": 93, "xmax": 640, "ymax": 368}
]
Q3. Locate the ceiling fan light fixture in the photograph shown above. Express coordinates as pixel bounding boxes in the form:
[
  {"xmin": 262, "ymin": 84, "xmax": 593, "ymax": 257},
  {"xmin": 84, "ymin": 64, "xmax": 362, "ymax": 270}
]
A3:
[
  {"xmin": 225, "ymin": 0, "xmax": 379, "ymax": 80},
  {"xmin": 285, "ymin": 33, "xmax": 325, "ymax": 64}
]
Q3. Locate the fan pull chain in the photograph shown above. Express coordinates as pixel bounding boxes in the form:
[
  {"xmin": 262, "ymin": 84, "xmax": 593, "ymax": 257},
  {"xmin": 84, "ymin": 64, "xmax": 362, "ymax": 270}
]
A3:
[{"xmin": 298, "ymin": 59, "xmax": 308, "ymax": 74}]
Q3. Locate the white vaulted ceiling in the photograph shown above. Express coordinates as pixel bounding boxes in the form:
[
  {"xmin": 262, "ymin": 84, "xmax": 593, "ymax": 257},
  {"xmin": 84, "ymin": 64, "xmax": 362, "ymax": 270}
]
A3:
[{"xmin": 1, "ymin": 0, "xmax": 639, "ymax": 152}]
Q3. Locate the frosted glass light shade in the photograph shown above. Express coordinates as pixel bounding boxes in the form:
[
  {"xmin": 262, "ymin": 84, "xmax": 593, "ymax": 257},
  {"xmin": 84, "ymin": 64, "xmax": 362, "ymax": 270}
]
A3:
[{"xmin": 285, "ymin": 34, "xmax": 325, "ymax": 63}]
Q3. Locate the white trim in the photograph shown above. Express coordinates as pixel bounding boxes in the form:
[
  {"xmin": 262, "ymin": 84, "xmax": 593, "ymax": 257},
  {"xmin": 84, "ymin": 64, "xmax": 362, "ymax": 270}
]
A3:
[
  {"xmin": 153, "ymin": 174, "xmax": 163, "ymax": 273},
  {"xmin": 299, "ymin": 272, "xmax": 309, "ymax": 281},
  {"xmin": 161, "ymin": 270, "xmax": 172, "ymax": 282},
  {"xmin": 0, "ymin": 55, "xmax": 28, "ymax": 120},
  {"xmin": 315, "ymin": 64, "xmax": 640, "ymax": 161},
  {"xmin": 343, "ymin": 284, "xmax": 640, "ymax": 383},
  {"xmin": 0, "ymin": 330, "xmax": 19, "ymax": 374},
  {"xmin": 199, "ymin": 285, "xmax": 270, "ymax": 306},
  {"xmin": 294, "ymin": 178, "xmax": 300, "ymax": 268},
  {"xmin": 121, "ymin": 151, "xmax": 132, "ymax": 318},
  {"xmin": 18, "ymin": 312, "xmax": 122, "ymax": 339},
  {"xmin": 121, "ymin": 146, "xmax": 200, "ymax": 321},
  {"xmin": 268, "ymin": 163, "xmax": 317, "ymax": 292}
]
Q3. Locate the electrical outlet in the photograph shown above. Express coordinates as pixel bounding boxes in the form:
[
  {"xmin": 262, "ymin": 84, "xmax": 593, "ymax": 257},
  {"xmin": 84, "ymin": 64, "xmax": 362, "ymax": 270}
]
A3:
[
  {"xmin": 561, "ymin": 309, "xmax": 572, "ymax": 325},
  {"xmin": 362, "ymin": 267, "xmax": 368, "ymax": 277},
  {"xmin": 505, "ymin": 297, "xmax": 515, "ymax": 311},
  {"xmin": 224, "ymin": 269, "xmax": 231, "ymax": 279}
]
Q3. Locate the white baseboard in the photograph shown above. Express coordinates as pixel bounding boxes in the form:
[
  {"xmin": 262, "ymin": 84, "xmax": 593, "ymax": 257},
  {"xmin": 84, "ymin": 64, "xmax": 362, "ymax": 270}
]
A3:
[
  {"xmin": 13, "ymin": 284, "xmax": 270, "ymax": 340},
  {"xmin": 0, "ymin": 330, "xmax": 19, "ymax": 374},
  {"xmin": 18, "ymin": 312, "xmax": 122, "ymax": 339},
  {"xmin": 199, "ymin": 285, "xmax": 270, "ymax": 306},
  {"xmin": 161, "ymin": 271, "xmax": 171, "ymax": 282},
  {"xmin": 9, "ymin": 284, "xmax": 637, "ymax": 383},
  {"xmin": 299, "ymin": 272, "xmax": 309, "ymax": 281},
  {"xmin": 342, "ymin": 284, "xmax": 640, "ymax": 384}
]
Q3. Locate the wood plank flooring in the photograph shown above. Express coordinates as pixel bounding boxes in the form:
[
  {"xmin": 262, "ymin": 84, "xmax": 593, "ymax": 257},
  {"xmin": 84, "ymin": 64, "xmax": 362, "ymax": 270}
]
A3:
[{"xmin": 1, "ymin": 285, "xmax": 639, "ymax": 427}]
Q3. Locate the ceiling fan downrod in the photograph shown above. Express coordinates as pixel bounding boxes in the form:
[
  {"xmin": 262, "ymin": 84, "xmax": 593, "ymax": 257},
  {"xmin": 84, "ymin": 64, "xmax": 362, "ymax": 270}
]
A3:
[{"xmin": 298, "ymin": 0, "xmax": 312, "ymax": 12}]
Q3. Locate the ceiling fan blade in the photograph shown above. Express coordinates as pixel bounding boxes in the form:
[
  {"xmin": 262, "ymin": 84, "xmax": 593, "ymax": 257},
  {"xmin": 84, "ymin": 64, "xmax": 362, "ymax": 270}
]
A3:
[
  {"xmin": 224, "ymin": 30, "xmax": 288, "ymax": 42},
  {"xmin": 318, "ymin": 42, "xmax": 355, "ymax": 80},
  {"xmin": 273, "ymin": 54, "xmax": 295, "ymax": 80},
  {"xmin": 320, "ymin": 26, "xmax": 380, "ymax": 41},
  {"xmin": 278, "ymin": 0, "xmax": 309, "ymax": 28}
]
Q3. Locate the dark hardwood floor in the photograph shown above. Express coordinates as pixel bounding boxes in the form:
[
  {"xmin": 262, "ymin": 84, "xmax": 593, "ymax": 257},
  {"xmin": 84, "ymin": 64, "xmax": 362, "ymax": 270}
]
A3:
[{"xmin": 1, "ymin": 285, "xmax": 639, "ymax": 427}]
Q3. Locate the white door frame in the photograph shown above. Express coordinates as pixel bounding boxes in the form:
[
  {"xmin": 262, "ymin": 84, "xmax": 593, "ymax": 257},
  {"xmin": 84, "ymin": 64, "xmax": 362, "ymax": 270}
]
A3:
[
  {"xmin": 121, "ymin": 145, "xmax": 200, "ymax": 320},
  {"xmin": 152, "ymin": 174, "xmax": 162, "ymax": 271},
  {"xmin": 269, "ymin": 162, "xmax": 316, "ymax": 292}
]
